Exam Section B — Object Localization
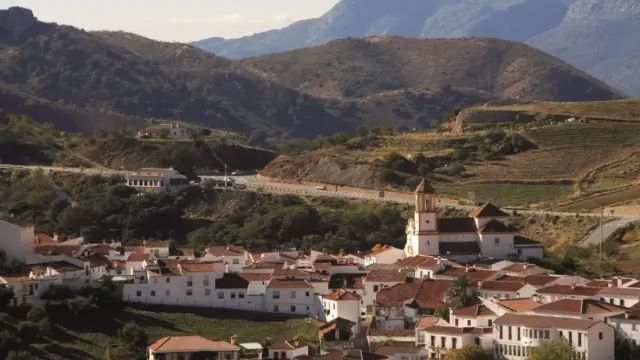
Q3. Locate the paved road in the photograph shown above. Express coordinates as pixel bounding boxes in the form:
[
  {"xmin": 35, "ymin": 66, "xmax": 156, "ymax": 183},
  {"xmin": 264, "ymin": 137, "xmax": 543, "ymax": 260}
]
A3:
[
  {"xmin": 1, "ymin": 164, "xmax": 634, "ymax": 220},
  {"xmin": 578, "ymin": 217, "xmax": 640, "ymax": 247}
]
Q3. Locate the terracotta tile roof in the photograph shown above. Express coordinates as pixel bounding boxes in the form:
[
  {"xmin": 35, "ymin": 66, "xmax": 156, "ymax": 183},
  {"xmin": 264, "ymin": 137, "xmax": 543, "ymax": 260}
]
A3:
[
  {"xmin": 324, "ymin": 289, "xmax": 361, "ymax": 301},
  {"xmin": 435, "ymin": 267, "xmax": 498, "ymax": 281},
  {"xmin": 452, "ymin": 304, "xmax": 497, "ymax": 318},
  {"xmin": 497, "ymin": 298, "xmax": 542, "ymax": 312},
  {"xmin": 83, "ymin": 244, "xmax": 114, "ymax": 255},
  {"xmin": 422, "ymin": 326, "xmax": 493, "ymax": 335},
  {"xmin": 314, "ymin": 254, "xmax": 338, "ymax": 263},
  {"xmin": 32, "ymin": 261, "xmax": 83, "ymax": 273},
  {"xmin": 501, "ymin": 263, "xmax": 538, "ymax": 273},
  {"xmin": 469, "ymin": 203, "xmax": 509, "ymax": 218},
  {"xmin": 497, "ymin": 275, "xmax": 525, "ymax": 282},
  {"xmin": 537, "ymin": 285, "xmax": 602, "ymax": 297},
  {"xmin": 584, "ymin": 280, "xmax": 612, "ymax": 288},
  {"xmin": 157, "ymin": 259, "xmax": 181, "ymax": 267},
  {"xmin": 313, "ymin": 262, "xmax": 332, "ymax": 272},
  {"xmin": 514, "ymin": 236, "xmax": 542, "ymax": 247},
  {"xmin": 478, "ymin": 220, "xmax": 517, "ymax": 233},
  {"xmin": 309, "ymin": 271, "xmax": 331, "ymax": 281},
  {"xmin": 439, "ymin": 242, "xmax": 481, "ymax": 256},
  {"xmin": 535, "ymin": 299, "xmax": 627, "ymax": 315},
  {"xmin": 127, "ymin": 253, "xmax": 153, "ymax": 262},
  {"xmin": 267, "ymin": 279, "xmax": 313, "ymax": 289},
  {"xmin": 396, "ymin": 255, "xmax": 432, "ymax": 267},
  {"xmin": 478, "ymin": 280, "xmax": 526, "ymax": 292},
  {"xmin": 436, "ymin": 218, "xmax": 478, "ymax": 233},
  {"xmin": 415, "ymin": 315, "xmax": 449, "ymax": 329},
  {"xmin": 215, "ymin": 273, "xmax": 249, "ymax": 289},
  {"xmin": 273, "ymin": 268, "xmax": 310, "ymax": 276},
  {"xmin": 363, "ymin": 263, "xmax": 403, "ymax": 271},
  {"xmin": 599, "ymin": 287, "xmax": 640, "ymax": 297},
  {"xmin": 180, "ymin": 263, "xmax": 216, "ymax": 273},
  {"xmin": 33, "ymin": 245, "xmax": 82, "ymax": 256},
  {"xmin": 243, "ymin": 262, "xmax": 284, "ymax": 270},
  {"xmin": 238, "ymin": 272, "xmax": 272, "ymax": 281},
  {"xmin": 206, "ymin": 246, "xmax": 244, "ymax": 257},
  {"xmin": 329, "ymin": 274, "xmax": 365, "ymax": 289},
  {"xmin": 175, "ymin": 248, "xmax": 195, "ymax": 257},
  {"xmin": 148, "ymin": 336, "xmax": 240, "ymax": 352},
  {"xmin": 365, "ymin": 270, "xmax": 405, "ymax": 283},
  {"xmin": 148, "ymin": 267, "xmax": 181, "ymax": 277},
  {"xmin": 494, "ymin": 313, "xmax": 600, "ymax": 330},
  {"xmin": 270, "ymin": 340, "xmax": 309, "ymax": 350},
  {"xmin": 376, "ymin": 279, "xmax": 450, "ymax": 309},
  {"xmin": 112, "ymin": 260, "xmax": 127, "ymax": 270},
  {"xmin": 124, "ymin": 245, "xmax": 145, "ymax": 254},
  {"xmin": 523, "ymin": 275, "xmax": 562, "ymax": 287},
  {"xmin": 82, "ymin": 254, "xmax": 111, "ymax": 268},
  {"xmin": 34, "ymin": 233, "xmax": 57, "ymax": 246}
]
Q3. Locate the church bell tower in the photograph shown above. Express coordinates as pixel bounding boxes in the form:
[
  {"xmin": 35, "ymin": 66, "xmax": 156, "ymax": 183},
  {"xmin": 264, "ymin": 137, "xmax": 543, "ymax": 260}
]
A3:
[{"xmin": 414, "ymin": 178, "xmax": 437, "ymax": 233}]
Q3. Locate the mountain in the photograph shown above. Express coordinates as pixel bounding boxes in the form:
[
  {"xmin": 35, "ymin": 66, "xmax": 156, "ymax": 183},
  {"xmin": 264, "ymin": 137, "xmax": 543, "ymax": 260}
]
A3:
[
  {"xmin": 241, "ymin": 37, "xmax": 621, "ymax": 102},
  {"xmin": 0, "ymin": 7, "xmax": 623, "ymax": 139},
  {"xmin": 193, "ymin": 0, "xmax": 640, "ymax": 95},
  {"xmin": 0, "ymin": 7, "xmax": 356, "ymax": 138}
]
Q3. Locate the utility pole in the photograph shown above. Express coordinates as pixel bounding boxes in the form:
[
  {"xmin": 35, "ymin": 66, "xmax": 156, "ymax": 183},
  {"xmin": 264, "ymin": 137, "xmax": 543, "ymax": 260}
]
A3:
[{"xmin": 600, "ymin": 206, "xmax": 604, "ymax": 262}]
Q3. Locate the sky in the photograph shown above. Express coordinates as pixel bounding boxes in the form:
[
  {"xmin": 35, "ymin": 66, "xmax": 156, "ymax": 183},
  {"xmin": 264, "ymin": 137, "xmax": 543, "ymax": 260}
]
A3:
[{"xmin": 3, "ymin": 0, "xmax": 341, "ymax": 42}]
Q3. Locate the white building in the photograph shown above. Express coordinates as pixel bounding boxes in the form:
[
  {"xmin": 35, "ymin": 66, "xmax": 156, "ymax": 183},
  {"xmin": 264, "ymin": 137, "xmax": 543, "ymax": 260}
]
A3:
[
  {"xmin": 421, "ymin": 326, "xmax": 494, "ymax": 358},
  {"xmin": 363, "ymin": 246, "xmax": 405, "ymax": 266},
  {"xmin": 265, "ymin": 279, "xmax": 316, "ymax": 316},
  {"xmin": 493, "ymin": 313, "xmax": 614, "ymax": 360},
  {"xmin": 535, "ymin": 285, "xmax": 602, "ymax": 304},
  {"xmin": 203, "ymin": 246, "xmax": 246, "ymax": 272},
  {"xmin": 268, "ymin": 340, "xmax": 309, "ymax": 360},
  {"xmin": 0, "ymin": 217, "xmax": 35, "ymax": 263},
  {"xmin": 138, "ymin": 123, "xmax": 191, "ymax": 140},
  {"xmin": 531, "ymin": 298, "xmax": 626, "ymax": 322},
  {"xmin": 477, "ymin": 280, "xmax": 537, "ymax": 300},
  {"xmin": 125, "ymin": 168, "xmax": 190, "ymax": 195},
  {"xmin": 450, "ymin": 304, "xmax": 498, "ymax": 328},
  {"xmin": 607, "ymin": 310, "xmax": 640, "ymax": 348},
  {"xmin": 598, "ymin": 287, "xmax": 640, "ymax": 308},
  {"xmin": 323, "ymin": 289, "xmax": 362, "ymax": 324},
  {"xmin": 404, "ymin": 179, "xmax": 543, "ymax": 262}
]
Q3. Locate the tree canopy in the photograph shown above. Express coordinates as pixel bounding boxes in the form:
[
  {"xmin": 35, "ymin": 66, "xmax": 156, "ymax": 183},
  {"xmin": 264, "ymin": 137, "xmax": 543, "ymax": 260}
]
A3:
[
  {"xmin": 443, "ymin": 345, "xmax": 492, "ymax": 360},
  {"xmin": 446, "ymin": 274, "xmax": 480, "ymax": 309},
  {"xmin": 527, "ymin": 340, "xmax": 576, "ymax": 360}
]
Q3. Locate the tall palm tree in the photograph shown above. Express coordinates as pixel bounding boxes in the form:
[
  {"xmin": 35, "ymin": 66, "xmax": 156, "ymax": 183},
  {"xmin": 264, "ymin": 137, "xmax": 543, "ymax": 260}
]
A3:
[{"xmin": 446, "ymin": 274, "xmax": 480, "ymax": 309}]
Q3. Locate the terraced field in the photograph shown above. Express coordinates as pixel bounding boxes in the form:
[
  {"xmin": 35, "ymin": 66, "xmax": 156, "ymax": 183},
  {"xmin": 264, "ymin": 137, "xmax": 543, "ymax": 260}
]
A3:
[{"xmin": 525, "ymin": 123, "xmax": 640, "ymax": 149}]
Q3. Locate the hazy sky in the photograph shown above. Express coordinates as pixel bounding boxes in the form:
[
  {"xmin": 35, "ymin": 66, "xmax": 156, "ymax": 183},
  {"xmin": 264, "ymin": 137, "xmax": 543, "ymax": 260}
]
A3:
[{"xmin": 4, "ymin": 0, "xmax": 340, "ymax": 42}]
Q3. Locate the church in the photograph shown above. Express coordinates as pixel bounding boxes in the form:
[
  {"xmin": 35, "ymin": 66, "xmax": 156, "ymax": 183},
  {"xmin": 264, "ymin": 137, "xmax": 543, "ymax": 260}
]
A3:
[{"xmin": 404, "ymin": 179, "xmax": 543, "ymax": 263}]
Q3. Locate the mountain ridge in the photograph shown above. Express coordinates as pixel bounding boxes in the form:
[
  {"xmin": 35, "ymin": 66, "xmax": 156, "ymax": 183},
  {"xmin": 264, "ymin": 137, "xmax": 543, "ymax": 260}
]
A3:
[{"xmin": 192, "ymin": 0, "xmax": 640, "ymax": 95}]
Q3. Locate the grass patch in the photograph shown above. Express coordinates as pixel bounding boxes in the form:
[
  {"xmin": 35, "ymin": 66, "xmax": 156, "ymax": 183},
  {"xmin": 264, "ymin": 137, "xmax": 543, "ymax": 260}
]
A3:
[
  {"xmin": 434, "ymin": 183, "xmax": 573, "ymax": 207},
  {"xmin": 3, "ymin": 305, "xmax": 318, "ymax": 360}
]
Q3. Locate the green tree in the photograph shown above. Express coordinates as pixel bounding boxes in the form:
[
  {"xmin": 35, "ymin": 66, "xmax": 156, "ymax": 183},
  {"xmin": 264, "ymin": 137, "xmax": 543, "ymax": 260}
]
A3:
[
  {"xmin": 448, "ymin": 162, "xmax": 465, "ymax": 176},
  {"xmin": 443, "ymin": 345, "xmax": 492, "ymax": 360},
  {"xmin": 26, "ymin": 307, "xmax": 46, "ymax": 322},
  {"xmin": 66, "ymin": 296, "xmax": 93, "ymax": 315},
  {"xmin": 356, "ymin": 126, "xmax": 369, "ymax": 137},
  {"xmin": 117, "ymin": 322, "xmax": 149, "ymax": 352},
  {"xmin": 446, "ymin": 274, "xmax": 480, "ymax": 309},
  {"xmin": 38, "ymin": 318, "xmax": 52, "ymax": 336},
  {"xmin": 0, "ymin": 285, "xmax": 14, "ymax": 310},
  {"xmin": 527, "ymin": 340, "xmax": 575, "ymax": 360},
  {"xmin": 41, "ymin": 284, "xmax": 74, "ymax": 306}
]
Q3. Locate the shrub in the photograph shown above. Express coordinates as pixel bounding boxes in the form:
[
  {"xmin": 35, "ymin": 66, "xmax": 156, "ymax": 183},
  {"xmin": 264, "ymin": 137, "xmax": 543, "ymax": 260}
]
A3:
[
  {"xmin": 26, "ymin": 307, "xmax": 46, "ymax": 323},
  {"xmin": 448, "ymin": 163, "xmax": 465, "ymax": 176},
  {"xmin": 117, "ymin": 322, "xmax": 148, "ymax": 352},
  {"xmin": 18, "ymin": 321, "xmax": 39, "ymax": 343},
  {"xmin": 6, "ymin": 351, "xmax": 35, "ymax": 360},
  {"xmin": 66, "ymin": 296, "xmax": 93, "ymax": 315},
  {"xmin": 37, "ymin": 319, "xmax": 52, "ymax": 336}
]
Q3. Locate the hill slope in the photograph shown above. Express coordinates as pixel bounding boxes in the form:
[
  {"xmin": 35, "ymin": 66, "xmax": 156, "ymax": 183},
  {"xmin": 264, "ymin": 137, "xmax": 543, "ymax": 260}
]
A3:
[
  {"xmin": 193, "ymin": 0, "xmax": 640, "ymax": 95},
  {"xmin": 241, "ymin": 37, "xmax": 622, "ymax": 102},
  {"xmin": 0, "ymin": 7, "xmax": 356, "ymax": 138}
]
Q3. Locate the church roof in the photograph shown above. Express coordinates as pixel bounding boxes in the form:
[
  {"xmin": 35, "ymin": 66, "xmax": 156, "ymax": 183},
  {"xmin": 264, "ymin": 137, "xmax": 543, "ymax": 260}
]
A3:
[
  {"xmin": 439, "ymin": 242, "xmax": 481, "ymax": 256},
  {"xmin": 436, "ymin": 218, "xmax": 478, "ymax": 233},
  {"xmin": 415, "ymin": 178, "xmax": 435, "ymax": 194},
  {"xmin": 478, "ymin": 220, "xmax": 518, "ymax": 234},
  {"xmin": 469, "ymin": 203, "xmax": 510, "ymax": 218}
]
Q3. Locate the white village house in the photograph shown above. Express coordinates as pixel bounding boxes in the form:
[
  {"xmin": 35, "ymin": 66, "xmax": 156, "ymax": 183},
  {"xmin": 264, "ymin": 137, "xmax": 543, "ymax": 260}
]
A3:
[{"xmin": 125, "ymin": 167, "xmax": 190, "ymax": 195}]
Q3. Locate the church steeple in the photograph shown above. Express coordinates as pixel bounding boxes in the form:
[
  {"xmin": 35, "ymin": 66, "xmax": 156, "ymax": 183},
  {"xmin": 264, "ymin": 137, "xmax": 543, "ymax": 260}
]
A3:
[{"xmin": 415, "ymin": 178, "xmax": 436, "ymax": 213}]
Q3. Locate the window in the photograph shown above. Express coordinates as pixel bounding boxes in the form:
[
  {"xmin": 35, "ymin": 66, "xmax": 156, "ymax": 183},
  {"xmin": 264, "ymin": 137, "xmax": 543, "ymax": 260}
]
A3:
[
  {"xmin": 452, "ymin": 338, "xmax": 457, "ymax": 349},
  {"xmin": 203, "ymin": 275, "xmax": 209, "ymax": 287},
  {"xmin": 621, "ymin": 299, "xmax": 626, "ymax": 307},
  {"xmin": 165, "ymin": 290, "xmax": 170, "ymax": 296},
  {"xmin": 306, "ymin": 306, "xmax": 309, "ymax": 311},
  {"xmin": 186, "ymin": 289, "xmax": 192, "ymax": 296},
  {"xmin": 136, "ymin": 291, "xmax": 141, "ymax": 297},
  {"xmin": 599, "ymin": 332, "xmax": 603, "ymax": 340},
  {"xmin": 153, "ymin": 278, "xmax": 158, "ymax": 284},
  {"xmin": 374, "ymin": 285, "xmax": 379, "ymax": 292},
  {"xmin": 150, "ymin": 291, "xmax": 156, "ymax": 297},
  {"xmin": 455, "ymin": 319, "xmax": 459, "ymax": 326},
  {"xmin": 291, "ymin": 305, "xmax": 296, "ymax": 312},
  {"xmin": 633, "ymin": 324, "xmax": 637, "ymax": 331},
  {"xmin": 569, "ymin": 332, "xmax": 573, "ymax": 344},
  {"xmin": 499, "ymin": 326, "xmax": 503, "ymax": 339},
  {"xmin": 559, "ymin": 331, "xmax": 563, "ymax": 338},
  {"xmin": 272, "ymin": 291, "xmax": 280, "ymax": 299},
  {"xmin": 609, "ymin": 298, "xmax": 614, "ymax": 304},
  {"xmin": 239, "ymin": 292, "xmax": 245, "ymax": 299},
  {"xmin": 508, "ymin": 326, "xmax": 512, "ymax": 340},
  {"xmin": 600, "ymin": 297, "xmax": 605, "ymax": 302},
  {"xmin": 517, "ymin": 327, "xmax": 520, "ymax": 341},
  {"xmin": 187, "ymin": 275, "xmax": 193, "ymax": 287},
  {"xmin": 545, "ymin": 330, "xmax": 550, "ymax": 339},
  {"xmin": 430, "ymin": 336, "xmax": 435, "ymax": 347},
  {"xmin": 440, "ymin": 337, "xmax": 445, "ymax": 348},
  {"xmin": 494, "ymin": 238, "xmax": 500, "ymax": 245},
  {"xmin": 578, "ymin": 333, "xmax": 582, "ymax": 347},
  {"xmin": 139, "ymin": 276, "xmax": 144, "ymax": 281},
  {"xmin": 274, "ymin": 305, "xmax": 280, "ymax": 312},
  {"xmin": 467, "ymin": 320, "xmax": 471, "ymax": 326},
  {"xmin": 291, "ymin": 291, "xmax": 296, "ymax": 299},
  {"xmin": 232, "ymin": 258, "xmax": 240, "ymax": 264},
  {"xmin": 231, "ymin": 292, "xmax": 237, "ymax": 299},
  {"xmin": 205, "ymin": 289, "xmax": 211, "ymax": 296},
  {"xmin": 166, "ymin": 278, "xmax": 170, "ymax": 283},
  {"xmin": 488, "ymin": 320, "xmax": 492, "ymax": 327},
  {"xmin": 218, "ymin": 292, "xmax": 224, "ymax": 299},
  {"xmin": 306, "ymin": 291, "xmax": 310, "ymax": 297}
]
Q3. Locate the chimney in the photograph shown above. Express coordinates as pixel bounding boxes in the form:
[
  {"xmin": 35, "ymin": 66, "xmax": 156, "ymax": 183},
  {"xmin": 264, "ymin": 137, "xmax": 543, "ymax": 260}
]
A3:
[
  {"xmin": 339, "ymin": 248, "xmax": 345, "ymax": 257},
  {"xmin": 143, "ymin": 239, "xmax": 147, "ymax": 248},
  {"xmin": 608, "ymin": 282, "xmax": 614, "ymax": 288},
  {"xmin": 625, "ymin": 312, "xmax": 630, "ymax": 319},
  {"xmin": 465, "ymin": 266, "xmax": 469, "ymax": 273},
  {"xmin": 571, "ymin": 284, "xmax": 576, "ymax": 290},
  {"xmin": 53, "ymin": 233, "xmax": 59, "ymax": 242},
  {"xmin": 616, "ymin": 277, "xmax": 623, "ymax": 287},
  {"xmin": 295, "ymin": 340, "xmax": 299, "ymax": 347},
  {"xmin": 478, "ymin": 281, "xmax": 483, "ymax": 288},
  {"xmin": 230, "ymin": 334, "xmax": 237, "ymax": 345},
  {"xmin": 342, "ymin": 344, "xmax": 348, "ymax": 357},
  {"xmin": 436, "ymin": 257, "xmax": 441, "ymax": 265}
]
